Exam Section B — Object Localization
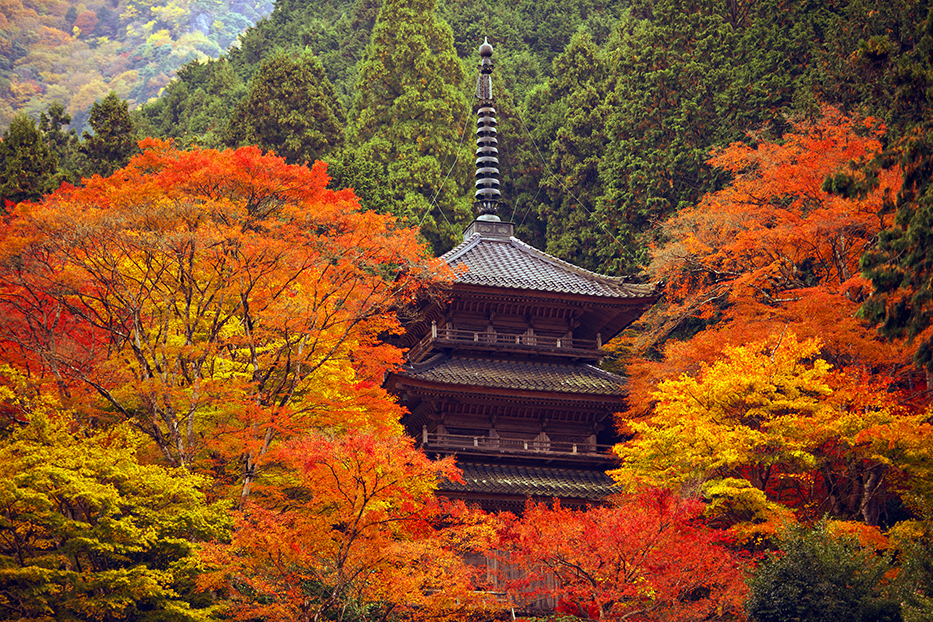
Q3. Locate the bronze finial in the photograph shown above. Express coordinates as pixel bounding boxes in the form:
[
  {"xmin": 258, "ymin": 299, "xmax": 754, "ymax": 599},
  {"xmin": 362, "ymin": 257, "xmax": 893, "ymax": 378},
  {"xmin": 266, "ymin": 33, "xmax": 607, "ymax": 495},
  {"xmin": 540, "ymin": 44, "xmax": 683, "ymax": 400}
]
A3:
[{"xmin": 474, "ymin": 38, "xmax": 500, "ymax": 221}]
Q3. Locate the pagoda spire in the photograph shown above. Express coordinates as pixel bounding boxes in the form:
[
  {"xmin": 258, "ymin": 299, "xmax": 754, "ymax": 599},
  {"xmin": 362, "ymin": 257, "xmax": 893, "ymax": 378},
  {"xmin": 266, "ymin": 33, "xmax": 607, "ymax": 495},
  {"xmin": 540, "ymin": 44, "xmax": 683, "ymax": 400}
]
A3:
[{"xmin": 474, "ymin": 38, "xmax": 501, "ymax": 221}]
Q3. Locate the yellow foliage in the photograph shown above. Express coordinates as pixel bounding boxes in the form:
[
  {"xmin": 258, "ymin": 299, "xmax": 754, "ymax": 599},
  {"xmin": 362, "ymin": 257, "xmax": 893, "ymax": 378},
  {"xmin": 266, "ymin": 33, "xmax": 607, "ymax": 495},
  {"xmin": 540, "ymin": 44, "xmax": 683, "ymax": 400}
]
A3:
[
  {"xmin": 150, "ymin": 2, "xmax": 188, "ymax": 35},
  {"xmin": 612, "ymin": 333, "xmax": 831, "ymax": 491},
  {"xmin": 120, "ymin": 5, "xmax": 140, "ymax": 21},
  {"xmin": 66, "ymin": 78, "xmax": 108, "ymax": 115},
  {"xmin": 146, "ymin": 28, "xmax": 173, "ymax": 47},
  {"xmin": 702, "ymin": 477, "xmax": 797, "ymax": 547},
  {"xmin": 8, "ymin": 79, "xmax": 40, "ymax": 106},
  {"xmin": 612, "ymin": 331, "xmax": 929, "ymax": 526},
  {"xmin": 109, "ymin": 70, "xmax": 140, "ymax": 99}
]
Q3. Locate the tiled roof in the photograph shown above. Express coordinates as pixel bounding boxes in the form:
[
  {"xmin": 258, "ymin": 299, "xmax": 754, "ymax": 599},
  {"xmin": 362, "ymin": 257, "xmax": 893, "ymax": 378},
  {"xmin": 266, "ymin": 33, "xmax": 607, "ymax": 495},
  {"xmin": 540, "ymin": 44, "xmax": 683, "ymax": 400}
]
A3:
[
  {"xmin": 404, "ymin": 355, "xmax": 625, "ymax": 395},
  {"xmin": 441, "ymin": 233, "xmax": 656, "ymax": 299},
  {"xmin": 442, "ymin": 462, "xmax": 617, "ymax": 500}
]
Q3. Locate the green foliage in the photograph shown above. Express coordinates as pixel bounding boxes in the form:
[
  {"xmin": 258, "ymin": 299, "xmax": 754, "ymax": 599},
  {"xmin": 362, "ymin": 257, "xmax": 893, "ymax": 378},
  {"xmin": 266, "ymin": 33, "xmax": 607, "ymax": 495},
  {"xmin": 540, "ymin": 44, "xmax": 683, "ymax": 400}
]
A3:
[
  {"xmin": 891, "ymin": 525, "xmax": 933, "ymax": 622},
  {"xmin": 225, "ymin": 0, "xmax": 376, "ymax": 110},
  {"xmin": 225, "ymin": 50, "xmax": 344, "ymax": 165},
  {"xmin": 38, "ymin": 101, "xmax": 85, "ymax": 186},
  {"xmin": 326, "ymin": 147, "xmax": 394, "ymax": 215},
  {"xmin": 348, "ymin": 0, "xmax": 473, "ymax": 255},
  {"xmin": 140, "ymin": 58, "xmax": 245, "ymax": 149},
  {"xmin": 81, "ymin": 92, "xmax": 138, "ymax": 177},
  {"xmin": 832, "ymin": 7, "xmax": 933, "ymax": 379},
  {"xmin": 858, "ymin": 125, "xmax": 933, "ymax": 376},
  {"xmin": 590, "ymin": 0, "xmax": 814, "ymax": 273},
  {"xmin": 0, "ymin": 391, "xmax": 231, "ymax": 621},
  {"xmin": 523, "ymin": 28, "xmax": 617, "ymax": 273},
  {"xmin": 812, "ymin": 0, "xmax": 932, "ymax": 131},
  {"xmin": 0, "ymin": 113, "xmax": 58, "ymax": 209},
  {"xmin": 439, "ymin": 0, "xmax": 626, "ymax": 105},
  {"xmin": 746, "ymin": 523, "xmax": 902, "ymax": 622}
]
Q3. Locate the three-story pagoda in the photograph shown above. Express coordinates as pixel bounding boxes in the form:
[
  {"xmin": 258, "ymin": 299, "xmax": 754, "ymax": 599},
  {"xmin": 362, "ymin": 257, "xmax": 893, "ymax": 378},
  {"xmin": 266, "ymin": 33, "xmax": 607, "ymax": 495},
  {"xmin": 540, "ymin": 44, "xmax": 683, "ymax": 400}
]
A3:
[{"xmin": 385, "ymin": 40, "xmax": 658, "ymax": 512}]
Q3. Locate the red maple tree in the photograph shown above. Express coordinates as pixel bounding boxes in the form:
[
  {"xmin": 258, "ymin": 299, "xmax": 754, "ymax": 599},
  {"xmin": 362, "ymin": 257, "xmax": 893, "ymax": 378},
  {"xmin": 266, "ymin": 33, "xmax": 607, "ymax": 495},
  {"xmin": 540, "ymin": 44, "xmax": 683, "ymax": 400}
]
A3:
[{"xmin": 489, "ymin": 491, "xmax": 749, "ymax": 621}]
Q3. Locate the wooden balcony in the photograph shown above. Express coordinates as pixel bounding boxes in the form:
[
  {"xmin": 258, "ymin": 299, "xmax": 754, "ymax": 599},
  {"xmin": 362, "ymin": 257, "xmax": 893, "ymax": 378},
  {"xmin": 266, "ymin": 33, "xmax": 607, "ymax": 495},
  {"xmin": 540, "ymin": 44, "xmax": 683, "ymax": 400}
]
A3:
[
  {"xmin": 408, "ymin": 322, "xmax": 601, "ymax": 363},
  {"xmin": 420, "ymin": 428, "xmax": 614, "ymax": 460}
]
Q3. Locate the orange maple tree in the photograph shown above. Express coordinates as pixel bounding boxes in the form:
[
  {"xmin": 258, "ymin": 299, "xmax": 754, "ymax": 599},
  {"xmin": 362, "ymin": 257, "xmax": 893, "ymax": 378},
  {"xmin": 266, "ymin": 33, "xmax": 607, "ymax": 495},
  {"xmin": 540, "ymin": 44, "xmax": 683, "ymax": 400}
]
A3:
[
  {"xmin": 0, "ymin": 138, "xmax": 443, "ymax": 500},
  {"xmin": 489, "ymin": 491, "xmax": 749, "ymax": 622},
  {"xmin": 199, "ymin": 430, "xmax": 491, "ymax": 622},
  {"xmin": 613, "ymin": 107, "xmax": 910, "ymax": 415}
]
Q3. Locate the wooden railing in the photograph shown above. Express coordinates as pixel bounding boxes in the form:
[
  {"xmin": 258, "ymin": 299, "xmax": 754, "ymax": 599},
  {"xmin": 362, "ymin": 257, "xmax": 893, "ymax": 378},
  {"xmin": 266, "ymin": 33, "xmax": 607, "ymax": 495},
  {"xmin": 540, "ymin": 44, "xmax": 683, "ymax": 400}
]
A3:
[
  {"xmin": 421, "ymin": 429, "xmax": 613, "ymax": 457},
  {"xmin": 408, "ymin": 322, "xmax": 601, "ymax": 362}
]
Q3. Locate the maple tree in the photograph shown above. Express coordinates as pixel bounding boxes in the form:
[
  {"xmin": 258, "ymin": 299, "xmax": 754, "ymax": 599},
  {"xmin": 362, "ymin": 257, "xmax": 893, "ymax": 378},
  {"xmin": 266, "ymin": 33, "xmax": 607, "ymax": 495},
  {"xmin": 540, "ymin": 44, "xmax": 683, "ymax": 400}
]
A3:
[
  {"xmin": 199, "ymin": 430, "xmax": 490, "ymax": 622},
  {"xmin": 0, "ymin": 138, "xmax": 442, "ymax": 501},
  {"xmin": 0, "ymin": 367, "xmax": 230, "ymax": 621},
  {"xmin": 489, "ymin": 491, "xmax": 749, "ymax": 622},
  {"xmin": 612, "ymin": 332, "xmax": 931, "ymax": 531},
  {"xmin": 612, "ymin": 107, "xmax": 910, "ymax": 415}
]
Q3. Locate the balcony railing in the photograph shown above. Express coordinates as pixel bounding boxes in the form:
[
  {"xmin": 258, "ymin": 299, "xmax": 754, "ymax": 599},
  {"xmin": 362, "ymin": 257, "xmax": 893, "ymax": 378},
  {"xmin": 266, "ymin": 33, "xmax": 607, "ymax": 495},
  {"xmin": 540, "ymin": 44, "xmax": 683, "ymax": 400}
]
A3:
[
  {"xmin": 409, "ymin": 322, "xmax": 601, "ymax": 362},
  {"xmin": 421, "ymin": 428, "xmax": 613, "ymax": 458}
]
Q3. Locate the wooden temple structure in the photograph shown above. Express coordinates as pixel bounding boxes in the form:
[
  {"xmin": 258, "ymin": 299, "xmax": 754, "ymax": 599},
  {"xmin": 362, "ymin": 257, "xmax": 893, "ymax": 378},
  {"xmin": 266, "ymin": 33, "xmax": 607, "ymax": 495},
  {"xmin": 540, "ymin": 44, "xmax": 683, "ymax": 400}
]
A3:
[{"xmin": 384, "ymin": 39, "xmax": 658, "ymax": 512}]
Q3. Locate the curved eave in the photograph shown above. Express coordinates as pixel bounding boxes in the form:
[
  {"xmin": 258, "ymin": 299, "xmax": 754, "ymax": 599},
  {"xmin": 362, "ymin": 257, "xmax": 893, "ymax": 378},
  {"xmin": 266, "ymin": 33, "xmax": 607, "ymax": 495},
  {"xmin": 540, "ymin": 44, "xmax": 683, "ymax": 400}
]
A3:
[{"xmin": 387, "ymin": 373, "xmax": 627, "ymax": 406}]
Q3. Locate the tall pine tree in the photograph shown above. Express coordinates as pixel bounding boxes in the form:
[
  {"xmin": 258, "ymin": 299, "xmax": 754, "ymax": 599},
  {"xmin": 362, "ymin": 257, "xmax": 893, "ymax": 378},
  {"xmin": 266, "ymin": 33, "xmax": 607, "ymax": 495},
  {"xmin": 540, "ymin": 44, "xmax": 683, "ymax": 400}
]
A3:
[
  {"xmin": 529, "ymin": 29, "xmax": 618, "ymax": 273},
  {"xmin": 81, "ymin": 92, "xmax": 137, "ymax": 178},
  {"xmin": 348, "ymin": 0, "xmax": 473, "ymax": 255},
  {"xmin": 226, "ymin": 50, "xmax": 344, "ymax": 165},
  {"xmin": 0, "ymin": 113, "xmax": 58, "ymax": 209},
  {"xmin": 593, "ymin": 0, "xmax": 812, "ymax": 274}
]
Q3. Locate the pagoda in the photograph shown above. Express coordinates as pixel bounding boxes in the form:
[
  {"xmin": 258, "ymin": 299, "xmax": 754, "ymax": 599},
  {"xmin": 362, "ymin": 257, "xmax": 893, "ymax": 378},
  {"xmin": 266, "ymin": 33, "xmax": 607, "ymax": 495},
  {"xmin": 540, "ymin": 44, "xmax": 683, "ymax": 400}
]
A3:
[{"xmin": 384, "ymin": 39, "xmax": 658, "ymax": 512}]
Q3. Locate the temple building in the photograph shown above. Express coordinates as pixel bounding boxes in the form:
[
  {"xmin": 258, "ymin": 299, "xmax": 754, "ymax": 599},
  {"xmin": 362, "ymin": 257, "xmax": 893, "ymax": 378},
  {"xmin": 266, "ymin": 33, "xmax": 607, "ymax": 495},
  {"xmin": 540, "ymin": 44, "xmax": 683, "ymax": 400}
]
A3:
[{"xmin": 384, "ymin": 39, "xmax": 658, "ymax": 512}]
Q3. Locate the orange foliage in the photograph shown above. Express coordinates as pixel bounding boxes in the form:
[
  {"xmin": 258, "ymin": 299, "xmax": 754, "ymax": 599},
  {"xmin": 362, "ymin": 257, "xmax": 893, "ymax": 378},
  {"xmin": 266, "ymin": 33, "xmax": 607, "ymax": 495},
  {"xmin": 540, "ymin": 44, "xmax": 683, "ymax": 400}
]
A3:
[
  {"xmin": 616, "ymin": 107, "xmax": 908, "ymax": 416},
  {"xmin": 0, "ymin": 139, "xmax": 445, "ymax": 499},
  {"xmin": 73, "ymin": 10, "xmax": 97, "ymax": 36},
  {"xmin": 199, "ymin": 431, "xmax": 489, "ymax": 622},
  {"xmin": 36, "ymin": 25, "xmax": 71, "ymax": 47}
]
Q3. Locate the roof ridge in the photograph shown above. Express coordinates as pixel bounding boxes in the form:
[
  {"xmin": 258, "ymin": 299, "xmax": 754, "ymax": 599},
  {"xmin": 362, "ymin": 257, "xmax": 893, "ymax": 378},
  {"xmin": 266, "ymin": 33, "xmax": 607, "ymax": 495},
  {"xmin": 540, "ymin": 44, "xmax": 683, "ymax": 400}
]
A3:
[
  {"xmin": 401, "ymin": 356, "xmax": 626, "ymax": 395},
  {"xmin": 439, "ymin": 233, "xmax": 482, "ymax": 263},
  {"xmin": 582, "ymin": 363, "xmax": 630, "ymax": 385},
  {"xmin": 462, "ymin": 462, "xmax": 615, "ymax": 479},
  {"xmin": 440, "ymin": 231, "xmax": 660, "ymax": 298},
  {"xmin": 407, "ymin": 352, "xmax": 448, "ymax": 373}
]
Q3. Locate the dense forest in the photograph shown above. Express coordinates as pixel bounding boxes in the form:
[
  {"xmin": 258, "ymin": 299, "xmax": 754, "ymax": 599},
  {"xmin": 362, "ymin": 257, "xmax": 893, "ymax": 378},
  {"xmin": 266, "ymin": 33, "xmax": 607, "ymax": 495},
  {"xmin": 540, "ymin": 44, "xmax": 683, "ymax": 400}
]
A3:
[
  {"xmin": 1, "ymin": 0, "xmax": 933, "ymax": 620},
  {"xmin": 0, "ymin": 0, "xmax": 274, "ymax": 131}
]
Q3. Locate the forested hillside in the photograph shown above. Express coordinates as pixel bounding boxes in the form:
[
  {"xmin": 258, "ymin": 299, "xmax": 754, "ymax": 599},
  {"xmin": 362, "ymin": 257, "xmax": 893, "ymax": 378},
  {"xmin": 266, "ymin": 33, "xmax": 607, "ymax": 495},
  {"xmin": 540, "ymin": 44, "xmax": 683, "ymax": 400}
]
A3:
[
  {"xmin": 0, "ymin": 0, "xmax": 273, "ymax": 131},
  {"xmin": 1, "ymin": 0, "xmax": 933, "ymax": 620},
  {"xmin": 125, "ymin": 0, "xmax": 931, "ymax": 263}
]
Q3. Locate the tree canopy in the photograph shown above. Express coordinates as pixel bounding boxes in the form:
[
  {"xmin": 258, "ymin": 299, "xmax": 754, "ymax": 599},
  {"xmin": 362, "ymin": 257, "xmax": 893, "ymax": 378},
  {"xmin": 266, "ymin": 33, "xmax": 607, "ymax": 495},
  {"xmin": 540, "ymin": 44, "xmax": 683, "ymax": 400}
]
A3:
[
  {"xmin": 0, "ymin": 373, "xmax": 230, "ymax": 621},
  {"xmin": 0, "ymin": 138, "xmax": 442, "ymax": 501}
]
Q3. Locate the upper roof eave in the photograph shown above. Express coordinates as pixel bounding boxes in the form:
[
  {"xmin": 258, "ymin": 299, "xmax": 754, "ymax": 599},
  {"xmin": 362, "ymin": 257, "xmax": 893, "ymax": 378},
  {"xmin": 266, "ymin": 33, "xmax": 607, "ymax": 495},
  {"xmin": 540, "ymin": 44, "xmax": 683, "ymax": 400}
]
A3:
[
  {"xmin": 391, "ymin": 353, "xmax": 628, "ymax": 398},
  {"xmin": 441, "ymin": 233, "xmax": 660, "ymax": 300}
]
